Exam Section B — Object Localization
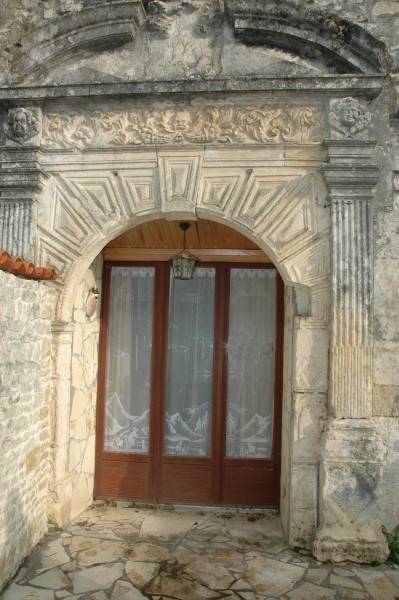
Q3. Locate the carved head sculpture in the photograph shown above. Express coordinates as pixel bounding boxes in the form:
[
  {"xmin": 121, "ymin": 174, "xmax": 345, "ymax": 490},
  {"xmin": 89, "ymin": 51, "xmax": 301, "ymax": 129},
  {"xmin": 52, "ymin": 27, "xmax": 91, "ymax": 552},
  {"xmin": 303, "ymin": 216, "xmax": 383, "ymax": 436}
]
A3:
[
  {"xmin": 4, "ymin": 107, "xmax": 41, "ymax": 144},
  {"xmin": 170, "ymin": 108, "xmax": 193, "ymax": 131},
  {"xmin": 329, "ymin": 97, "xmax": 371, "ymax": 138}
]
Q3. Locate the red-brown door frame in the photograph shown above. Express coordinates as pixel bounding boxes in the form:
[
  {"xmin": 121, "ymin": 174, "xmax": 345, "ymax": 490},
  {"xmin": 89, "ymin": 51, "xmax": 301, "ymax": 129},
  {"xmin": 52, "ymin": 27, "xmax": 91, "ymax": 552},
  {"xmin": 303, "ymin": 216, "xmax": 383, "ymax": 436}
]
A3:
[{"xmin": 94, "ymin": 261, "xmax": 283, "ymax": 507}]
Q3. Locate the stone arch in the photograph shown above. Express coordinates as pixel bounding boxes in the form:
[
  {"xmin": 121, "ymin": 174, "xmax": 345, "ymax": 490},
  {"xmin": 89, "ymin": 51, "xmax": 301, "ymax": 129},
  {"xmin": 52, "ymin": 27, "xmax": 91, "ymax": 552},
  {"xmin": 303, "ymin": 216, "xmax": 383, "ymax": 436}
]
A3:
[
  {"xmin": 37, "ymin": 144, "xmax": 329, "ymax": 321},
  {"xmin": 42, "ymin": 143, "xmax": 330, "ymax": 549}
]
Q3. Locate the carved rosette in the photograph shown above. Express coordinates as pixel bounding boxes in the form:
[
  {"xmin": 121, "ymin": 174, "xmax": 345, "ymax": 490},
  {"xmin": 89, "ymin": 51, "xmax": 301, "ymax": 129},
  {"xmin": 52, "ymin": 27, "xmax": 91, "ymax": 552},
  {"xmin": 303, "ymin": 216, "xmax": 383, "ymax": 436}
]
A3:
[
  {"xmin": 4, "ymin": 107, "xmax": 42, "ymax": 145},
  {"xmin": 329, "ymin": 97, "xmax": 371, "ymax": 139},
  {"xmin": 41, "ymin": 105, "xmax": 324, "ymax": 149}
]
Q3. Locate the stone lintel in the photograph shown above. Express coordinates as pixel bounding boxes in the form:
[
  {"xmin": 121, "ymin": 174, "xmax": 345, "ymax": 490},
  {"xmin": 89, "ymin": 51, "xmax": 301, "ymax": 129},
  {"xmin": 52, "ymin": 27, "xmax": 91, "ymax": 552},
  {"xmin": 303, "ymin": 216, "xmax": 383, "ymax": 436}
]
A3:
[{"xmin": 313, "ymin": 417, "xmax": 389, "ymax": 564}]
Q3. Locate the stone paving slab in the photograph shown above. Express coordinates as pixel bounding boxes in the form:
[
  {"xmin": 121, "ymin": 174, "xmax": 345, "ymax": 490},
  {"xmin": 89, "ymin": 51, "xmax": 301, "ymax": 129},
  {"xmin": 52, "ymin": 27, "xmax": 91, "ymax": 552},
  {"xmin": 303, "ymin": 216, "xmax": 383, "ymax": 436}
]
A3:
[{"xmin": 1, "ymin": 505, "xmax": 399, "ymax": 599}]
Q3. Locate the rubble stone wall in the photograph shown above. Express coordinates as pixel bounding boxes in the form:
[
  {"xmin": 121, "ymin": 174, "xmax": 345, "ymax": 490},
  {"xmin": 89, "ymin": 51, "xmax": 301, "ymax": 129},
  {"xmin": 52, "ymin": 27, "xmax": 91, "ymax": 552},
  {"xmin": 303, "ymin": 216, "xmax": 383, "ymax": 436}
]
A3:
[{"xmin": 0, "ymin": 270, "xmax": 57, "ymax": 591}]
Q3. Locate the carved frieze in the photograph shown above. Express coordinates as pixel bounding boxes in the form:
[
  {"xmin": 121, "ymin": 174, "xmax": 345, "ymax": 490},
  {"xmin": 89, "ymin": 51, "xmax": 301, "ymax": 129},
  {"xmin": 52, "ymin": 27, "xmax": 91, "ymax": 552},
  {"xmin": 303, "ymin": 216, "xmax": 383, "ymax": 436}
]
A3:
[
  {"xmin": 4, "ymin": 107, "xmax": 42, "ymax": 145},
  {"xmin": 42, "ymin": 105, "xmax": 324, "ymax": 149},
  {"xmin": 329, "ymin": 97, "xmax": 371, "ymax": 139}
]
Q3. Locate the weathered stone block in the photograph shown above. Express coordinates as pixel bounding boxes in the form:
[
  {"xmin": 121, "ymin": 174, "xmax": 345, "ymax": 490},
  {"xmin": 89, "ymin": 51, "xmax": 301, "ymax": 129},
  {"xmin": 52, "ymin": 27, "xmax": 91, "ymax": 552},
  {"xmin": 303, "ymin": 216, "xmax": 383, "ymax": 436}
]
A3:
[
  {"xmin": 373, "ymin": 341, "xmax": 399, "ymax": 386},
  {"xmin": 373, "ymin": 384, "xmax": 399, "ymax": 416},
  {"xmin": 289, "ymin": 464, "xmax": 319, "ymax": 548},
  {"xmin": 293, "ymin": 326, "xmax": 329, "ymax": 393},
  {"xmin": 291, "ymin": 393, "xmax": 326, "ymax": 460},
  {"xmin": 313, "ymin": 418, "xmax": 389, "ymax": 564}
]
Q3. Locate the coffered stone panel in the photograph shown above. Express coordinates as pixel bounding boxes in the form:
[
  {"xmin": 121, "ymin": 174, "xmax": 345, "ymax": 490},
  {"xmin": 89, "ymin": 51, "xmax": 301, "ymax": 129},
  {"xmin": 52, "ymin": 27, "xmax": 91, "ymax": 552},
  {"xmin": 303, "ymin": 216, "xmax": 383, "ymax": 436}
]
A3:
[
  {"xmin": 158, "ymin": 151, "xmax": 203, "ymax": 217},
  {"xmin": 60, "ymin": 175, "xmax": 127, "ymax": 226},
  {"xmin": 37, "ymin": 234, "xmax": 79, "ymax": 283},
  {"xmin": 49, "ymin": 184, "xmax": 93, "ymax": 252},
  {"xmin": 196, "ymin": 172, "xmax": 246, "ymax": 216},
  {"xmin": 232, "ymin": 172, "xmax": 305, "ymax": 229},
  {"xmin": 118, "ymin": 171, "xmax": 160, "ymax": 216},
  {"xmin": 256, "ymin": 173, "xmax": 324, "ymax": 259}
]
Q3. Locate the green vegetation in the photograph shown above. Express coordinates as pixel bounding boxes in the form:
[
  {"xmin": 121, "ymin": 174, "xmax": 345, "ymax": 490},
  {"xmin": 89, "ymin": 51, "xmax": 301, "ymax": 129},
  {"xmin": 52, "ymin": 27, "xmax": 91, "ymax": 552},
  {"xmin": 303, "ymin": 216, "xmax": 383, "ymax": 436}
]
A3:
[{"xmin": 382, "ymin": 524, "xmax": 399, "ymax": 565}]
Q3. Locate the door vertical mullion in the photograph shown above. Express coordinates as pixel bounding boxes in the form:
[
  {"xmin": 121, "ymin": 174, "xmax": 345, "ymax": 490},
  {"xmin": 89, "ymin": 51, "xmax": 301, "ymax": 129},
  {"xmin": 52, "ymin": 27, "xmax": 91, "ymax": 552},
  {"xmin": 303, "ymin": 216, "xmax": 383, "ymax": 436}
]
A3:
[
  {"xmin": 213, "ymin": 264, "xmax": 228, "ymax": 504},
  {"xmin": 149, "ymin": 263, "xmax": 169, "ymax": 501}
]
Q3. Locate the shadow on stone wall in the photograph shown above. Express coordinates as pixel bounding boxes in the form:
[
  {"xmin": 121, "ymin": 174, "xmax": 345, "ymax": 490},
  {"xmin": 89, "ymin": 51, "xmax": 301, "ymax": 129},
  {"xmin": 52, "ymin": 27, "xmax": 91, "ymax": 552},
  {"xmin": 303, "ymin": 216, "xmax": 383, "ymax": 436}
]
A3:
[{"xmin": 0, "ymin": 488, "xmax": 32, "ymax": 592}]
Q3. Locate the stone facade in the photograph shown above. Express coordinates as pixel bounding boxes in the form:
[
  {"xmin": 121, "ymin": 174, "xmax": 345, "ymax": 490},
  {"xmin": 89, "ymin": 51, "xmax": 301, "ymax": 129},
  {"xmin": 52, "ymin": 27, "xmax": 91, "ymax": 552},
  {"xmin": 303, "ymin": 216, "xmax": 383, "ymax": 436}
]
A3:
[{"xmin": 1, "ymin": 0, "xmax": 399, "ymax": 591}]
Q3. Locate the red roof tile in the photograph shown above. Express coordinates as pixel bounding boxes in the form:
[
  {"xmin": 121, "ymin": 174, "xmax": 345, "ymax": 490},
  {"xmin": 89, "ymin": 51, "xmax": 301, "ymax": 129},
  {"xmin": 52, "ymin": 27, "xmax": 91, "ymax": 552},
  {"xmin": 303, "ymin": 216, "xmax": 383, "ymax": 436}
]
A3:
[{"xmin": 0, "ymin": 250, "xmax": 58, "ymax": 281}]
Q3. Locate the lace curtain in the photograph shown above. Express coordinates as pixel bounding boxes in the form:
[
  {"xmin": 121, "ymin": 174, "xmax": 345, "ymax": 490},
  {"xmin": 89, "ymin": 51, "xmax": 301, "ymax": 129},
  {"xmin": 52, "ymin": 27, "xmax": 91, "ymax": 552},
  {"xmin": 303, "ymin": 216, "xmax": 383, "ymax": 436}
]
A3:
[
  {"xmin": 104, "ymin": 267, "xmax": 154, "ymax": 453},
  {"xmin": 226, "ymin": 269, "xmax": 276, "ymax": 458},
  {"xmin": 165, "ymin": 268, "xmax": 215, "ymax": 456}
]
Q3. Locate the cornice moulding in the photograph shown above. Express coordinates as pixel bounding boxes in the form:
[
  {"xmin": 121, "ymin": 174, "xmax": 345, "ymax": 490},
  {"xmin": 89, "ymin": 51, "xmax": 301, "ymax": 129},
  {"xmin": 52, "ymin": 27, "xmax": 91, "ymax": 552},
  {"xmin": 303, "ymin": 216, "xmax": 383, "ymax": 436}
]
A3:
[{"xmin": 0, "ymin": 75, "xmax": 384, "ymax": 104}]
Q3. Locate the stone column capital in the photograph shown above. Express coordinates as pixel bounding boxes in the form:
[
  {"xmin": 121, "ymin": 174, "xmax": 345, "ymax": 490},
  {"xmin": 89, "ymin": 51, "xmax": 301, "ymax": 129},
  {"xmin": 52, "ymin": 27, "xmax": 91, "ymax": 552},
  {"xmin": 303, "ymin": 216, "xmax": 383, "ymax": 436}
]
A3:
[
  {"xmin": 322, "ymin": 164, "xmax": 380, "ymax": 200},
  {"xmin": 322, "ymin": 139, "xmax": 380, "ymax": 201}
]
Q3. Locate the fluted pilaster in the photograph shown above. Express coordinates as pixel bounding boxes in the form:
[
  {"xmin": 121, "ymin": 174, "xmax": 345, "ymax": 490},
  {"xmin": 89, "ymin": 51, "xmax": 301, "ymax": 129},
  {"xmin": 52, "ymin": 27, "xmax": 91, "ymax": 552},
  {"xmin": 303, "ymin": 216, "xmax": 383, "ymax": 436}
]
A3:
[
  {"xmin": 324, "ymin": 141, "xmax": 379, "ymax": 418},
  {"xmin": 313, "ymin": 140, "xmax": 388, "ymax": 564},
  {"xmin": 0, "ymin": 147, "xmax": 49, "ymax": 259}
]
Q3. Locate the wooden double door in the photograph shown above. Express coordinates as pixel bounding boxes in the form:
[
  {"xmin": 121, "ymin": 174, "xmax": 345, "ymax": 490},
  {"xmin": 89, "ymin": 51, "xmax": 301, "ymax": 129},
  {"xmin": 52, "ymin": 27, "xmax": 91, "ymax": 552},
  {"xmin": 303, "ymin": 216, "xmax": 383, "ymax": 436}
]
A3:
[{"xmin": 95, "ymin": 261, "xmax": 283, "ymax": 507}]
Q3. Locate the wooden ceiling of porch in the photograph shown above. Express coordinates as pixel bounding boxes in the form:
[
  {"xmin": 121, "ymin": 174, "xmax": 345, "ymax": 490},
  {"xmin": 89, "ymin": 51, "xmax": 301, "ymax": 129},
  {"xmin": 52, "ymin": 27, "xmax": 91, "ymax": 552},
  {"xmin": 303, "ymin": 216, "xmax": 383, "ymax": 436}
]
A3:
[{"xmin": 105, "ymin": 219, "xmax": 270, "ymax": 263}]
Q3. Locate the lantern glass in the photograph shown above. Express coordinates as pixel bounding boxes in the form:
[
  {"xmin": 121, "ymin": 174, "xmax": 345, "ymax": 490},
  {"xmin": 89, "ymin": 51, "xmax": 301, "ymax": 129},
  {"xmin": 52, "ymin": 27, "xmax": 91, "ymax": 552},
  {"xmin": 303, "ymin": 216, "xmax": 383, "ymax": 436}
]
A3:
[{"xmin": 172, "ymin": 249, "xmax": 197, "ymax": 280}]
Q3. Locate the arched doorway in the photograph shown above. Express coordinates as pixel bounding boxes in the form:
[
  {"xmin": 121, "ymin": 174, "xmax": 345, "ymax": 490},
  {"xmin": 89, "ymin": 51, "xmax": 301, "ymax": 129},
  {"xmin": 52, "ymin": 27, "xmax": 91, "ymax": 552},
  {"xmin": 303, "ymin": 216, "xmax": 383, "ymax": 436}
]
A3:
[
  {"xmin": 94, "ymin": 219, "xmax": 283, "ymax": 506},
  {"xmin": 38, "ymin": 139, "xmax": 330, "ymax": 545}
]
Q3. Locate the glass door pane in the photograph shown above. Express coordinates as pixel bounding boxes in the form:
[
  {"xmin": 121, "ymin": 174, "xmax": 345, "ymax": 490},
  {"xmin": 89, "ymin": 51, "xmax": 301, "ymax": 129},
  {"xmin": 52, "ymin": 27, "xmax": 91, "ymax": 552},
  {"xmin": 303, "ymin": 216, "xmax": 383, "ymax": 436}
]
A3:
[
  {"xmin": 226, "ymin": 268, "xmax": 276, "ymax": 458},
  {"xmin": 104, "ymin": 266, "xmax": 155, "ymax": 453},
  {"xmin": 164, "ymin": 268, "xmax": 215, "ymax": 456}
]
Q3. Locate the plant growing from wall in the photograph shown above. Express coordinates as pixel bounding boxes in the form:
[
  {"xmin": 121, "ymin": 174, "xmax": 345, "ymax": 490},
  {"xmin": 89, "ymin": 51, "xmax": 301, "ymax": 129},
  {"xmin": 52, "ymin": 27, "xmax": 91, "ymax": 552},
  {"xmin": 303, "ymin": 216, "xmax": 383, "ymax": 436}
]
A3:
[{"xmin": 382, "ymin": 525, "xmax": 399, "ymax": 565}]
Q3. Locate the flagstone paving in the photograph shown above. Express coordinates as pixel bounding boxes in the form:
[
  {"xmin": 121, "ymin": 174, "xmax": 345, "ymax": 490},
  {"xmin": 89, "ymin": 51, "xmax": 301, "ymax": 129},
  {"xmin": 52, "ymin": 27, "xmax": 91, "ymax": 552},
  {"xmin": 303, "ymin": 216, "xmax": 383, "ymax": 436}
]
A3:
[{"xmin": 1, "ymin": 504, "xmax": 399, "ymax": 599}]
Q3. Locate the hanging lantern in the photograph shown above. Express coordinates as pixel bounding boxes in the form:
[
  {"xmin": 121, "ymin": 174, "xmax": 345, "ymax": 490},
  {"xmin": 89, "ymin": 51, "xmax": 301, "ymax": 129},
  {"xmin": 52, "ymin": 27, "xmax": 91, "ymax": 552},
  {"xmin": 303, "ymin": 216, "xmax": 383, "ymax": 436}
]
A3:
[{"xmin": 171, "ymin": 222, "xmax": 197, "ymax": 280}]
